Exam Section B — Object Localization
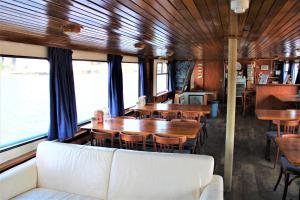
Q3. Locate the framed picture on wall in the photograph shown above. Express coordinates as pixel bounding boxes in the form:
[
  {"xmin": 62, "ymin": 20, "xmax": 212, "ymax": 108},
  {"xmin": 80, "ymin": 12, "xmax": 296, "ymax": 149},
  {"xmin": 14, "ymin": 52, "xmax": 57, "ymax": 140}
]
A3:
[{"xmin": 260, "ymin": 65, "xmax": 269, "ymax": 70}]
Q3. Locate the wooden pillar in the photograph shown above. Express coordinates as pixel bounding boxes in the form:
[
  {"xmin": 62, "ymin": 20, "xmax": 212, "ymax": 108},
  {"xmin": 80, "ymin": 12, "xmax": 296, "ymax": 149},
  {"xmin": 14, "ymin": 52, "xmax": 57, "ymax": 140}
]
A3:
[{"xmin": 224, "ymin": 11, "xmax": 238, "ymax": 191}]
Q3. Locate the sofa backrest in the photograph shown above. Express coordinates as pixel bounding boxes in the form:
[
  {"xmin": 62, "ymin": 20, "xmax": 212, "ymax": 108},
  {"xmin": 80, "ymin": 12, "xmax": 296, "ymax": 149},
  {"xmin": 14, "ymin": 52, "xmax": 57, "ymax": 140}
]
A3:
[
  {"xmin": 36, "ymin": 141, "xmax": 116, "ymax": 199},
  {"xmin": 107, "ymin": 149, "xmax": 214, "ymax": 200}
]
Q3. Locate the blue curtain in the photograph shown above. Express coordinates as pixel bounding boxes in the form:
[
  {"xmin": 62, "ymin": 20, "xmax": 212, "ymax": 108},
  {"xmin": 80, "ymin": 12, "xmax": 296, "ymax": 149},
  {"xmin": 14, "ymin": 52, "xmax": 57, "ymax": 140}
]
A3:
[
  {"xmin": 48, "ymin": 47, "xmax": 77, "ymax": 141},
  {"xmin": 138, "ymin": 57, "xmax": 148, "ymax": 97},
  {"xmin": 168, "ymin": 60, "xmax": 176, "ymax": 92},
  {"xmin": 108, "ymin": 54, "xmax": 124, "ymax": 117},
  {"xmin": 278, "ymin": 61, "xmax": 285, "ymax": 83}
]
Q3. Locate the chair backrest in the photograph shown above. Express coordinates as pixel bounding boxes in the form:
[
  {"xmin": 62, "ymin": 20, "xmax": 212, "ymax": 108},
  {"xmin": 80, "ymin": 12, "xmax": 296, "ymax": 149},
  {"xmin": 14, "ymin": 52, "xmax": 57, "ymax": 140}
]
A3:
[
  {"xmin": 153, "ymin": 134, "xmax": 187, "ymax": 153},
  {"xmin": 135, "ymin": 110, "xmax": 152, "ymax": 118},
  {"xmin": 119, "ymin": 132, "xmax": 146, "ymax": 151},
  {"xmin": 182, "ymin": 111, "xmax": 200, "ymax": 122},
  {"xmin": 160, "ymin": 111, "xmax": 178, "ymax": 120},
  {"xmin": 273, "ymin": 120, "xmax": 300, "ymax": 136},
  {"xmin": 91, "ymin": 130, "xmax": 116, "ymax": 147}
]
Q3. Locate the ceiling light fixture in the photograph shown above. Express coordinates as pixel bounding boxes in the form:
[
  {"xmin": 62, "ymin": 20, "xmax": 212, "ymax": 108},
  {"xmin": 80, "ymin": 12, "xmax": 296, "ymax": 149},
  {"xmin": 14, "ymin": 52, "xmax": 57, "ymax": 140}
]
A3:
[
  {"xmin": 62, "ymin": 23, "xmax": 82, "ymax": 35},
  {"xmin": 231, "ymin": 0, "xmax": 250, "ymax": 14},
  {"xmin": 134, "ymin": 42, "xmax": 146, "ymax": 49},
  {"xmin": 166, "ymin": 50, "xmax": 174, "ymax": 57}
]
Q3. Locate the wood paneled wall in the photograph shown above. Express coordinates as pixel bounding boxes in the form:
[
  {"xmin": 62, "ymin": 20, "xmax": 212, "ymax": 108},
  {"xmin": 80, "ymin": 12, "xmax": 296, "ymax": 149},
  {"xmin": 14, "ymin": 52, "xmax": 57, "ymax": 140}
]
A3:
[{"xmin": 203, "ymin": 60, "xmax": 225, "ymax": 101}]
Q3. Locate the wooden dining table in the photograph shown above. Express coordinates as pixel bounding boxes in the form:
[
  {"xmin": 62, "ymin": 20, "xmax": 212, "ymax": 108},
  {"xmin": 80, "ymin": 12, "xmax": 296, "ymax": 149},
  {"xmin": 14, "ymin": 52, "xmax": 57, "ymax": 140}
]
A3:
[
  {"xmin": 276, "ymin": 137, "xmax": 300, "ymax": 166},
  {"xmin": 256, "ymin": 109, "xmax": 300, "ymax": 121},
  {"xmin": 81, "ymin": 118, "xmax": 200, "ymax": 139},
  {"xmin": 131, "ymin": 103, "xmax": 211, "ymax": 115}
]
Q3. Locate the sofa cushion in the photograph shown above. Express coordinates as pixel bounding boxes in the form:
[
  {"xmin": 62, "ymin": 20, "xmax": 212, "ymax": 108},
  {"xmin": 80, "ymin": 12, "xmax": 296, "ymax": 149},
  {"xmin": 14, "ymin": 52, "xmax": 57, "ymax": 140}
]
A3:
[
  {"xmin": 36, "ymin": 141, "xmax": 116, "ymax": 199},
  {"xmin": 0, "ymin": 158, "xmax": 37, "ymax": 200},
  {"xmin": 11, "ymin": 188, "xmax": 101, "ymax": 200},
  {"xmin": 107, "ymin": 149, "xmax": 214, "ymax": 200}
]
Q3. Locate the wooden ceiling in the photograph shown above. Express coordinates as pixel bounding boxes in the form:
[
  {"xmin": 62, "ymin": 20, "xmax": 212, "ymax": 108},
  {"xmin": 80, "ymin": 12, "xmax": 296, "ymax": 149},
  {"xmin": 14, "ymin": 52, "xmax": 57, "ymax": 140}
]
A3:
[{"xmin": 0, "ymin": 0, "xmax": 299, "ymax": 60}]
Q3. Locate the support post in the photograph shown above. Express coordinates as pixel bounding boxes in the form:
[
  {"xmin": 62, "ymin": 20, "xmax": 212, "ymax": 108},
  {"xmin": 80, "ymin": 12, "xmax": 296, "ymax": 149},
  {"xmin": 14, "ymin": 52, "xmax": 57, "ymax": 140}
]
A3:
[{"xmin": 224, "ymin": 11, "xmax": 238, "ymax": 191}]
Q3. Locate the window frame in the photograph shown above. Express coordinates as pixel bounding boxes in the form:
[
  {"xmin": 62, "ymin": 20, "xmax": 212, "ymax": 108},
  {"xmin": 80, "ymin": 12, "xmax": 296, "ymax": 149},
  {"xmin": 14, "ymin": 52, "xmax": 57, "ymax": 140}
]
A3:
[
  {"xmin": 156, "ymin": 61, "xmax": 169, "ymax": 95},
  {"xmin": 0, "ymin": 55, "xmax": 50, "ymax": 152}
]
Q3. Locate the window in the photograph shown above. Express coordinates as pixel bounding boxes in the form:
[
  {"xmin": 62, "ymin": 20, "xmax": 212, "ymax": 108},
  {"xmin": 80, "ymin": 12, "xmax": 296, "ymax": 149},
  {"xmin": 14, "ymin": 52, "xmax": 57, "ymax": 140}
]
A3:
[
  {"xmin": 0, "ymin": 57, "xmax": 49, "ymax": 148},
  {"xmin": 156, "ymin": 62, "xmax": 168, "ymax": 94},
  {"xmin": 283, "ymin": 62, "xmax": 289, "ymax": 84},
  {"xmin": 122, "ymin": 63, "xmax": 139, "ymax": 109},
  {"xmin": 73, "ymin": 61, "xmax": 108, "ymax": 123},
  {"xmin": 292, "ymin": 62, "xmax": 299, "ymax": 84}
]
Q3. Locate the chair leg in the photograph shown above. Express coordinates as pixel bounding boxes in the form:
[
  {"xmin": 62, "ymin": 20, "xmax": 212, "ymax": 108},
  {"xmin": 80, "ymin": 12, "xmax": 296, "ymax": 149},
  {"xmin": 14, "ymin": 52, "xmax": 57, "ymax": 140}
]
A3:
[
  {"xmin": 282, "ymin": 173, "xmax": 290, "ymax": 200},
  {"xmin": 195, "ymin": 135, "xmax": 201, "ymax": 154},
  {"xmin": 274, "ymin": 147, "xmax": 280, "ymax": 169},
  {"xmin": 274, "ymin": 166, "xmax": 283, "ymax": 191},
  {"xmin": 265, "ymin": 137, "xmax": 271, "ymax": 161},
  {"xmin": 200, "ymin": 132, "xmax": 204, "ymax": 145},
  {"xmin": 203, "ymin": 125, "xmax": 208, "ymax": 139}
]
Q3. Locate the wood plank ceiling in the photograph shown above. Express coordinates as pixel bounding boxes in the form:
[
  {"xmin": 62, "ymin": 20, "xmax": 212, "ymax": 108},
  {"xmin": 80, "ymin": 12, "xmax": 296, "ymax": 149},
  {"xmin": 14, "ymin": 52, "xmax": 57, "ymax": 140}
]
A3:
[{"xmin": 0, "ymin": 0, "xmax": 299, "ymax": 60}]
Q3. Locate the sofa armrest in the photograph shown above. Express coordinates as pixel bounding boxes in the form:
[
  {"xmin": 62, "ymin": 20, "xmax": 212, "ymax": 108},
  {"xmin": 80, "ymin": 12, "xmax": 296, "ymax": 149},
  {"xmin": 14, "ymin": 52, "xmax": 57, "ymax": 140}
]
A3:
[
  {"xmin": 199, "ymin": 175, "xmax": 223, "ymax": 200},
  {"xmin": 0, "ymin": 158, "xmax": 37, "ymax": 200}
]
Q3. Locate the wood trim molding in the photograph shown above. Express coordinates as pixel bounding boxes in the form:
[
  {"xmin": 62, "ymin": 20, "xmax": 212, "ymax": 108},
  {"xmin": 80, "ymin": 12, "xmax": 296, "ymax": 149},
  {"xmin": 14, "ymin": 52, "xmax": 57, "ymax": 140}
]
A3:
[
  {"xmin": 0, "ymin": 130, "xmax": 90, "ymax": 173},
  {"xmin": 0, "ymin": 150, "xmax": 36, "ymax": 173}
]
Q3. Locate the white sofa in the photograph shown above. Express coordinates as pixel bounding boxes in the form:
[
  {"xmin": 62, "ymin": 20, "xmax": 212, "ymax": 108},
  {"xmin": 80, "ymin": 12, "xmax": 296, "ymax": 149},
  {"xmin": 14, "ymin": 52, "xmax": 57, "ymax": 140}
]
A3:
[{"xmin": 0, "ymin": 141, "xmax": 223, "ymax": 200}]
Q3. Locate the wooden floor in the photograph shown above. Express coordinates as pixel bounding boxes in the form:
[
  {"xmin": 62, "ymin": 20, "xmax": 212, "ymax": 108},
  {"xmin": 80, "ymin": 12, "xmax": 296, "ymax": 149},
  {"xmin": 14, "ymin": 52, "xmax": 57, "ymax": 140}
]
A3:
[{"xmin": 202, "ymin": 106, "xmax": 300, "ymax": 200}]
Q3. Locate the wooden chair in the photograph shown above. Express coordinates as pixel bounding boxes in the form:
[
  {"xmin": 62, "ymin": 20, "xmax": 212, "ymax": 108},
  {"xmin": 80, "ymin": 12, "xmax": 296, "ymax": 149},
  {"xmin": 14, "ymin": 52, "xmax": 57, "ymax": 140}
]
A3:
[
  {"xmin": 181, "ymin": 111, "xmax": 200, "ymax": 122},
  {"xmin": 151, "ymin": 110, "xmax": 161, "ymax": 118},
  {"xmin": 274, "ymin": 135, "xmax": 300, "ymax": 200},
  {"xmin": 159, "ymin": 111, "xmax": 178, "ymax": 120},
  {"xmin": 135, "ymin": 110, "xmax": 152, "ymax": 119},
  {"xmin": 266, "ymin": 120, "xmax": 300, "ymax": 168},
  {"xmin": 119, "ymin": 132, "xmax": 147, "ymax": 151},
  {"xmin": 90, "ymin": 130, "xmax": 116, "ymax": 147},
  {"xmin": 242, "ymin": 89, "xmax": 256, "ymax": 116},
  {"xmin": 153, "ymin": 134, "xmax": 187, "ymax": 153}
]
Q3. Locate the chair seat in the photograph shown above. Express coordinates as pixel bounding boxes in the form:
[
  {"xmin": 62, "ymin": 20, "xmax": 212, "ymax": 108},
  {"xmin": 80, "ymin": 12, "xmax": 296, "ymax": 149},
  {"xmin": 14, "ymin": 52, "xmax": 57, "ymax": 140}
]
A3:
[
  {"xmin": 280, "ymin": 157, "xmax": 300, "ymax": 173},
  {"xmin": 266, "ymin": 131, "xmax": 282, "ymax": 139},
  {"xmin": 185, "ymin": 139, "xmax": 197, "ymax": 147},
  {"xmin": 184, "ymin": 139, "xmax": 197, "ymax": 152}
]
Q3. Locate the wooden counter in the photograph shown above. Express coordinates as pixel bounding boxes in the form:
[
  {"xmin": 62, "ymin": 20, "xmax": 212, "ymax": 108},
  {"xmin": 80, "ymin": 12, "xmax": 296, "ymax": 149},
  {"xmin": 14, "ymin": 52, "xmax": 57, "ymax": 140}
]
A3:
[{"xmin": 255, "ymin": 84, "xmax": 300, "ymax": 109}]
